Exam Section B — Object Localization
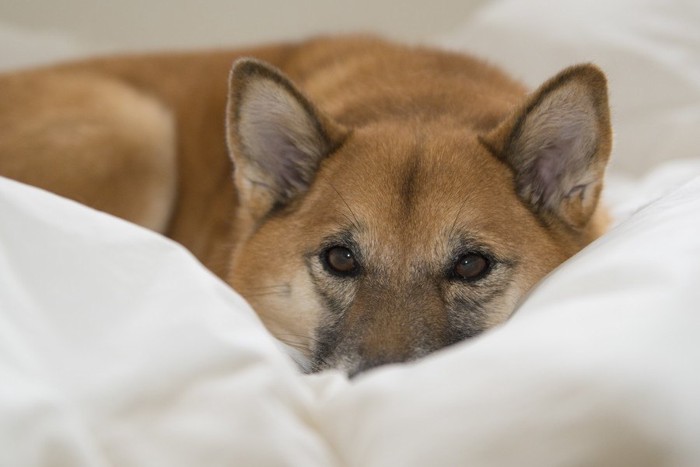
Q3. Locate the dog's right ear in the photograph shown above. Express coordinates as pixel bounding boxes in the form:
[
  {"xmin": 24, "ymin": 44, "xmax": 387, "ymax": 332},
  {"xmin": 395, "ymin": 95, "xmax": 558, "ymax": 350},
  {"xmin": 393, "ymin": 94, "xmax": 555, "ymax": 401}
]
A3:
[{"xmin": 226, "ymin": 59, "xmax": 348, "ymax": 223}]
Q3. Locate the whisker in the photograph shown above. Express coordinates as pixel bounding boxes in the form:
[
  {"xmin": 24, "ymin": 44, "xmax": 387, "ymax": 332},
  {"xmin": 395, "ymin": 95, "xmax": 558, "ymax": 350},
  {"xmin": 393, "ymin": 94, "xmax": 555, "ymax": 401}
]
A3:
[
  {"xmin": 274, "ymin": 332, "xmax": 323, "ymax": 346},
  {"xmin": 447, "ymin": 201, "xmax": 468, "ymax": 241},
  {"xmin": 245, "ymin": 283, "xmax": 291, "ymax": 291},
  {"xmin": 244, "ymin": 290, "xmax": 291, "ymax": 298},
  {"xmin": 274, "ymin": 340, "xmax": 315, "ymax": 373},
  {"xmin": 329, "ymin": 182, "xmax": 361, "ymax": 230},
  {"xmin": 243, "ymin": 283, "xmax": 292, "ymax": 298},
  {"xmin": 276, "ymin": 339, "xmax": 309, "ymax": 352}
]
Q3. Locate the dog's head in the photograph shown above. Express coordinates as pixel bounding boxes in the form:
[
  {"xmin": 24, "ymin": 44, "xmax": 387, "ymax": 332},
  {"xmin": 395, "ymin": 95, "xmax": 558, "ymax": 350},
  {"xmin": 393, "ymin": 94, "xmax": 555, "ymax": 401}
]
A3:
[{"xmin": 225, "ymin": 58, "xmax": 611, "ymax": 376}]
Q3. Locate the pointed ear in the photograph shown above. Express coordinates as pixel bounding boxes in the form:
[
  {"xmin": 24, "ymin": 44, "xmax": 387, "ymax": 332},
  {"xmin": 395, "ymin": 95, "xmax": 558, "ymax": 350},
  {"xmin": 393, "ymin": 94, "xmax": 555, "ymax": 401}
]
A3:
[
  {"xmin": 226, "ymin": 58, "xmax": 348, "ymax": 220},
  {"xmin": 482, "ymin": 64, "xmax": 612, "ymax": 230}
]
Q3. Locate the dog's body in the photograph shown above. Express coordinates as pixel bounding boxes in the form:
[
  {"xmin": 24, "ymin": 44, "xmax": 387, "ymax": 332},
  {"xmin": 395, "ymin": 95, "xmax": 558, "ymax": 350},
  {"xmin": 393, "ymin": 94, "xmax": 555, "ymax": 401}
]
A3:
[{"xmin": 0, "ymin": 36, "xmax": 611, "ymax": 375}]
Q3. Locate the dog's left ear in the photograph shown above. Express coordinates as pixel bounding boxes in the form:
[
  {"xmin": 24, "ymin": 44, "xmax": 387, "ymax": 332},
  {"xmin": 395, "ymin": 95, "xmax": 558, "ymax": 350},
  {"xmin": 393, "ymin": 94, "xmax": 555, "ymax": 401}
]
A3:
[
  {"xmin": 483, "ymin": 64, "xmax": 612, "ymax": 230},
  {"xmin": 226, "ymin": 58, "xmax": 348, "ymax": 222}
]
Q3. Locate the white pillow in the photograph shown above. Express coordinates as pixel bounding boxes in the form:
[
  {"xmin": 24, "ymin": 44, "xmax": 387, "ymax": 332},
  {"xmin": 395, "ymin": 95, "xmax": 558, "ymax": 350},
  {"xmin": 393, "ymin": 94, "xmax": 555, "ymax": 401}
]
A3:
[
  {"xmin": 2, "ymin": 169, "xmax": 700, "ymax": 466},
  {"xmin": 0, "ymin": 177, "xmax": 332, "ymax": 467}
]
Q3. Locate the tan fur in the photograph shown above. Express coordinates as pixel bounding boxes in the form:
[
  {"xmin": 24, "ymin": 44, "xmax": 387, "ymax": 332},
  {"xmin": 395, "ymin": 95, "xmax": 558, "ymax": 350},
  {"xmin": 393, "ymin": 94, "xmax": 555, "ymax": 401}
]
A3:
[{"xmin": 0, "ymin": 36, "xmax": 612, "ymax": 376}]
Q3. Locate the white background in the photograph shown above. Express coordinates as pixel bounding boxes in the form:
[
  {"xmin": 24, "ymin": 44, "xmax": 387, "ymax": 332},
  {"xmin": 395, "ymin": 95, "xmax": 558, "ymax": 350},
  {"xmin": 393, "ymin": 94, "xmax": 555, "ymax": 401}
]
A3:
[{"xmin": 0, "ymin": 0, "xmax": 488, "ymax": 51}]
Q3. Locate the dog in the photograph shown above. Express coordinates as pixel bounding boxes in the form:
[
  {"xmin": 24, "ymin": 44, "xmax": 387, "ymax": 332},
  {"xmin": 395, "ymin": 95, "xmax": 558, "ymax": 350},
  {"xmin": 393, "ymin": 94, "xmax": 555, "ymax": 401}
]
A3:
[{"xmin": 0, "ymin": 36, "xmax": 612, "ymax": 376}]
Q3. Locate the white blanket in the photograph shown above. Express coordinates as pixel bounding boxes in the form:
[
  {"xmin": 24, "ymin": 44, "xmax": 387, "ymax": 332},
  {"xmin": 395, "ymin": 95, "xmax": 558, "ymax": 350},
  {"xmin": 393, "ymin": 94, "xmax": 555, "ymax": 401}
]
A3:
[{"xmin": 2, "ymin": 0, "xmax": 700, "ymax": 465}]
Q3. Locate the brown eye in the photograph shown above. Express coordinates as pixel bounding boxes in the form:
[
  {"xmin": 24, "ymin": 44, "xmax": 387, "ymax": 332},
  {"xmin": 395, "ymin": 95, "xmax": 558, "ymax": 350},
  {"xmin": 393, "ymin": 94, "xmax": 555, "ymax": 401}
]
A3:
[
  {"xmin": 453, "ymin": 253, "xmax": 490, "ymax": 281},
  {"xmin": 324, "ymin": 246, "xmax": 358, "ymax": 276}
]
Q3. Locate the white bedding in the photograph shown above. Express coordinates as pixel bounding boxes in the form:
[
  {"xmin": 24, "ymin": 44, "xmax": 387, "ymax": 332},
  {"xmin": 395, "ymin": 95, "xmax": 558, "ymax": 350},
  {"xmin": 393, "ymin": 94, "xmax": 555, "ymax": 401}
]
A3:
[{"xmin": 2, "ymin": 0, "xmax": 700, "ymax": 466}]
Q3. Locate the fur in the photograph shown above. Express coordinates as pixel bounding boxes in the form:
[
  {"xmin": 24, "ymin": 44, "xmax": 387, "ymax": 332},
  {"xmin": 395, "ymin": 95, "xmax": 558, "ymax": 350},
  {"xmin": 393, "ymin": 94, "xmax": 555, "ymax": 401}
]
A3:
[{"xmin": 0, "ymin": 36, "xmax": 612, "ymax": 376}]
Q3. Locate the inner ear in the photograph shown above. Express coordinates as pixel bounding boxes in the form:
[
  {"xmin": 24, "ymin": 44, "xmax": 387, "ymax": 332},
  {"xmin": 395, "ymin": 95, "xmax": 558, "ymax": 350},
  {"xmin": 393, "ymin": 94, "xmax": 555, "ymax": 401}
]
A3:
[
  {"xmin": 484, "ymin": 64, "xmax": 612, "ymax": 230},
  {"xmin": 226, "ymin": 59, "xmax": 348, "ymax": 217},
  {"xmin": 512, "ymin": 80, "xmax": 600, "ymax": 209}
]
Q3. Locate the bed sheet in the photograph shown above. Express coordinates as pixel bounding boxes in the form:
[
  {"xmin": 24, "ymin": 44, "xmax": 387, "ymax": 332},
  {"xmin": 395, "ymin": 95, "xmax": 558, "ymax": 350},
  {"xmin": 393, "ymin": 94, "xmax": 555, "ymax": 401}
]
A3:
[
  {"xmin": 2, "ymin": 0, "xmax": 700, "ymax": 465},
  {"xmin": 2, "ymin": 162, "xmax": 700, "ymax": 466}
]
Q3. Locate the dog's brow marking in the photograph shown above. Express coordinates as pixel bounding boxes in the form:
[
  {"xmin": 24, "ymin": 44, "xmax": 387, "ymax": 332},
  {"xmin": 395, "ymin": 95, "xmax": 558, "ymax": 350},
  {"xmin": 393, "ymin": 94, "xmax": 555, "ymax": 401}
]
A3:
[
  {"xmin": 400, "ymin": 154, "xmax": 420, "ymax": 215},
  {"xmin": 330, "ymin": 183, "xmax": 361, "ymax": 230}
]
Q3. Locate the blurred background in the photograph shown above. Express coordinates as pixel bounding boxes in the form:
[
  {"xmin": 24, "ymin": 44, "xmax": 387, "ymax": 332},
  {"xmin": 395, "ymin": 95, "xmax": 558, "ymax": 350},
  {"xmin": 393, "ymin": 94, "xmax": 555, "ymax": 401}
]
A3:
[
  {"xmin": 1, "ymin": 0, "xmax": 698, "ymax": 177},
  {"xmin": 0, "ymin": 0, "xmax": 487, "ymax": 54}
]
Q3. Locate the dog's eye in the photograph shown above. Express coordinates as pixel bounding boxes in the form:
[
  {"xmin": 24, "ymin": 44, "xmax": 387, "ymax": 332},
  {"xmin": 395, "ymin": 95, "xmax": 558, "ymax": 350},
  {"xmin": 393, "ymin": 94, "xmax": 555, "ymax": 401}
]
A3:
[
  {"xmin": 453, "ymin": 253, "xmax": 490, "ymax": 281},
  {"xmin": 323, "ymin": 246, "xmax": 359, "ymax": 276}
]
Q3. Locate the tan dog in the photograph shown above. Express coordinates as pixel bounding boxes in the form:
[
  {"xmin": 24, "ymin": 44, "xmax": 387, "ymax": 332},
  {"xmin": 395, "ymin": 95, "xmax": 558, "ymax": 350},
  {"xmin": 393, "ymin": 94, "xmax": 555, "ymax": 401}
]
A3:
[{"xmin": 0, "ymin": 36, "xmax": 611, "ymax": 376}]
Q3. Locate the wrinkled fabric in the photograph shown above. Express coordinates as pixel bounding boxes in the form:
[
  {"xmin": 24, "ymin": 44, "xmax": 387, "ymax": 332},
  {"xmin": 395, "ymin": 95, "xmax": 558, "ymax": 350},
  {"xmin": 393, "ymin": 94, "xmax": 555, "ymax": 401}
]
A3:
[
  {"xmin": 2, "ymin": 166, "xmax": 700, "ymax": 466},
  {"xmin": 2, "ymin": 0, "xmax": 700, "ymax": 465}
]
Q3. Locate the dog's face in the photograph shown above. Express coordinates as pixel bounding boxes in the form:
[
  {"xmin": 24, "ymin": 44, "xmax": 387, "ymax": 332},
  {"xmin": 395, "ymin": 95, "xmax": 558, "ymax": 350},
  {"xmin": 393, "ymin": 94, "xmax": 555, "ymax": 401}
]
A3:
[{"xmin": 225, "ymin": 59, "xmax": 611, "ymax": 376}]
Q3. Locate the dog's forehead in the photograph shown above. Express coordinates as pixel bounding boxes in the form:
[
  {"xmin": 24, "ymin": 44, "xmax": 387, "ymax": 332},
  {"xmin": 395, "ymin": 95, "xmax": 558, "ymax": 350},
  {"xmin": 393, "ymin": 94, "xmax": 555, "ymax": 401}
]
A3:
[{"xmin": 312, "ymin": 124, "xmax": 532, "ymax": 252}]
